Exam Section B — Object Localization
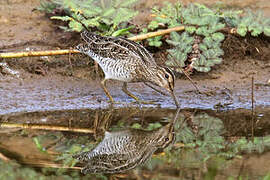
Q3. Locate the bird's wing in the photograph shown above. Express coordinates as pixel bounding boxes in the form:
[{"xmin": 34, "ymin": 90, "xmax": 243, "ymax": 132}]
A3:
[
  {"xmin": 81, "ymin": 146, "xmax": 157, "ymax": 174},
  {"xmin": 73, "ymin": 130, "xmax": 133, "ymax": 162},
  {"xmin": 77, "ymin": 31, "xmax": 157, "ymax": 67}
]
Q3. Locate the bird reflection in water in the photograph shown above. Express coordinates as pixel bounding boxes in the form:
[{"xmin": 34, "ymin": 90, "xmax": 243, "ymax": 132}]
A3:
[{"xmin": 73, "ymin": 109, "xmax": 180, "ymax": 174}]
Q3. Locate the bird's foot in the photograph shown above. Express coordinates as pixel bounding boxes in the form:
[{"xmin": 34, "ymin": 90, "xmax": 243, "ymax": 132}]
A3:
[{"xmin": 108, "ymin": 101, "xmax": 123, "ymax": 106}]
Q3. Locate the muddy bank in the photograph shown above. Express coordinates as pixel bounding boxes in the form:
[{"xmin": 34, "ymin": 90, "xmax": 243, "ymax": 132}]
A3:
[
  {"xmin": 0, "ymin": 71, "xmax": 269, "ymax": 115},
  {"xmin": 0, "ymin": 0, "xmax": 269, "ymax": 115}
]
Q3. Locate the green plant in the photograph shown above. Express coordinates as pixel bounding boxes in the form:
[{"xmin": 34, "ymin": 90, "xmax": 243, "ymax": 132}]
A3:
[
  {"xmin": 227, "ymin": 10, "xmax": 270, "ymax": 37},
  {"xmin": 141, "ymin": 2, "xmax": 182, "ymax": 47},
  {"xmin": 147, "ymin": 2, "xmax": 270, "ymax": 72},
  {"xmin": 37, "ymin": 0, "xmax": 60, "ymax": 13},
  {"xmin": 148, "ymin": 3, "xmax": 225, "ymax": 72},
  {"xmin": 39, "ymin": 0, "xmax": 138, "ymax": 36}
]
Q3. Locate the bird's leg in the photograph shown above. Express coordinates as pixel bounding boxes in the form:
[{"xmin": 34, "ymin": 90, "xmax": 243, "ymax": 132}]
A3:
[
  {"xmin": 101, "ymin": 79, "xmax": 115, "ymax": 104},
  {"xmin": 122, "ymin": 82, "xmax": 155, "ymax": 104},
  {"xmin": 122, "ymin": 82, "xmax": 140, "ymax": 101}
]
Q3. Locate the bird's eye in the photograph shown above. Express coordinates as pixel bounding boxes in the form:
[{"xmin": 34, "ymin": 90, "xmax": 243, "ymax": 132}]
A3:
[
  {"xmin": 165, "ymin": 137, "xmax": 169, "ymax": 141},
  {"xmin": 165, "ymin": 74, "xmax": 169, "ymax": 79}
]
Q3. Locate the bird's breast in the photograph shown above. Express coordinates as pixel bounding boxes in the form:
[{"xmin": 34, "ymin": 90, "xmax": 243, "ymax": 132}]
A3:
[{"xmin": 86, "ymin": 51, "xmax": 138, "ymax": 82}]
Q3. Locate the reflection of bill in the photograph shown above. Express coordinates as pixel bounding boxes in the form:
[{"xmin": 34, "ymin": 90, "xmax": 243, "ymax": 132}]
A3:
[{"xmin": 73, "ymin": 109, "xmax": 180, "ymax": 174}]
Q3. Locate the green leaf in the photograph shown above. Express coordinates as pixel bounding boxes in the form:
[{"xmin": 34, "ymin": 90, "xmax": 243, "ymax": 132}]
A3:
[
  {"xmin": 170, "ymin": 31, "xmax": 181, "ymax": 41},
  {"xmin": 82, "ymin": 6, "xmax": 102, "ymax": 17},
  {"xmin": 121, "ymin": 0, "xmax": 138, "ymax": 7},
  {"xmin": 113, "ymin": 8, "xmax": 138, "ymax": 26},
  {"xmin": 149, "ymin": 38, "xmax": 162, "ymax": 47},
  {"xmin": 185, "ymin": 26, "xmax": 197, "ymax": 34},
  {"xmin": 82, "ymin": 17, "xmax": 100, "ymax": 27},
  {"xmin": 33, "ymin": 137, "xmax": 47, "ymax": 153},
  {"xmin": 237, "ymin": 25, "xmax": 247, "ymax": 36},
  {"xmin": 166, "ymin": 39, "xmax": 181, "ymax": 46},
  {"xmin": 184, "ymin": 45, "xmax": 193, "ymax": 54},
  {"xmin": 68, "ymin": 20, "xmax": 83, "ymax": 32},
  {"xmin": 264, "ymin": 26, "xmax": 270, "ymax": 36},
  {"xmin": 103, "ymin": 7, "xmax": 115, "ymax": 17},
  {"xmin": 148, "ymin": 20, "xmax": 159, "ymax": 30},
  {"xmin": 131, "ymin": 123, "xmax": 142, "ymax": 129},
  {"xmin": 199, "ymin": 43, "xmax": 208, "ymax": 51},
  {"xmin": 249, "ymin": 23, "xmax": 263, "ymax": 36},
  {"xmin": 101, "ymin": 17, "xmax": 113, "ymax": 25},
  {"xmin": 196, "ymin": 26, "xmax": 210, "ymax": 36},
  {"xmin": 111, "ymin": 26, "xmax": 134, "ymax": 37},
  {"xmin": 211, "ymin": 32, "xmax": 225, "ymax": 42}
]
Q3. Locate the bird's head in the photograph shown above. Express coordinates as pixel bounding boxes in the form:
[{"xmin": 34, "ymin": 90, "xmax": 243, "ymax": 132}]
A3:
[
  {"xmin": 152, "ymin": 109, "xmax": 180, "ymax": 149},
  {"xmin": 156, "ymin": 66, "xmax": 175, "ymax": 93},
  {"xmin": 152, "ymin": 121, "xmax": 176, "ymax": 149},
  {"xmin": 153, "ymin": 66, "xmax": 179, "ymax": 107}
]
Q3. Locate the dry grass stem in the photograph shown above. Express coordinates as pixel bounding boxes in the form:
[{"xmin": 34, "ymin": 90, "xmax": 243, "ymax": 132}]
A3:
[
  {"xmin": 0, "ymin": 26, "xmax": 185, "ymax": 59},
  {"xmin": 0, "ymin": 122, "xmax": 94, "ymax": 134},
  {"xmin": 0, "ymin": 152, "xmax": 10, "ymax": 162}
]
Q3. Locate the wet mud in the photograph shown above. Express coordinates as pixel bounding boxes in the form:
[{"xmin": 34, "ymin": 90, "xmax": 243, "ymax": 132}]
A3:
[{"xmin": 0, "ymin": 71, "xmax": 269, "ymax": 115}]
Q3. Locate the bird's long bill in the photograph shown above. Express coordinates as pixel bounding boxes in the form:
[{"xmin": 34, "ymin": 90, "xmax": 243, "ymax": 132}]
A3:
[
  {"xmin": 168, "ymin": 108, "xmax": 181, "ymax": 133},
  {"xmin": 170, "ymin": 90, "xmax": 180, "ymax": 108}
]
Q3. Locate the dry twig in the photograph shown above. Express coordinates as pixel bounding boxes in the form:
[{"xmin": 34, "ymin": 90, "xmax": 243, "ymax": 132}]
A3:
[
  {"xmin": 0, "ymin": 152, "xmax": 10, "ymax": 162},
  {"xmin": 0, "ymin": 122, "xmax": 94, "ymax": 134},
  {"xmin": 0, "ymin": 26, "xmax": 185, "ymax": 59}
]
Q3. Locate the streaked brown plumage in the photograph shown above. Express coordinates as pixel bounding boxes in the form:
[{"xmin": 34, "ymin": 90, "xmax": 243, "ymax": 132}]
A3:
[
  {"xmin": 73, "ymin": 109, "xmax": 179, "ymax": 174},
  {"xmin": 76, "ymin": 31, "xmax": 179, "ymax": 107}
]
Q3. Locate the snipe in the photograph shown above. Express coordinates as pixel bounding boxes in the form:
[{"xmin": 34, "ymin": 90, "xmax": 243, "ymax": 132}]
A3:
[
  {"xmin": 73, "ymin": 109, "xmax": 180, "ymax": 174},
  {"xmin": 76, "ymin": 31, "xmax": 179, "ymax": 107}
]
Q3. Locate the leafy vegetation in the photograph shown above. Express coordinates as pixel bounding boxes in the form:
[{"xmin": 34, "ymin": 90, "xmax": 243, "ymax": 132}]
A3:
[
  {"xmin": 146, "ymin": 2, "xmax": 270, "ymax": 72},
  {"xmin": 45, "ymin": 112, "xmax": 270, "ymax": 179},
  {"xmin": 145, "ymin": 112, "xmax": 270, "ymax": 179},
  {"xmin": 226, "ymin": 9, "xmax": 270, "ymax": 37},
  {"xmin": 38, "ymin": 0, "xmax": 138, "ymax": 36},
  {"xmin": 38, "ymin": 1, "xmax": 270, "ymax": 73}
]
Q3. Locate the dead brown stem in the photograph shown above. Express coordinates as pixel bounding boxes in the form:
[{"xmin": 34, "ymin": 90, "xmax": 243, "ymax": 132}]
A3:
[
  {"xmin": 0, "ymin": 122, "xmax": 94, "ymax": 134},
  {"xmin": 128, "ymin": 26, "xmax": 185, "ymax": 41},
  {"xmin": 0, "ymin": 49, "xmax": 80, "ymax": 58},
  {"xmin": 251, "ymin": 76, "xmax": 255, "ymax": 141},
  {"xmin": 170, "ymin": 56, "xmax": 201, "ymax": 93},
  {"xmin": 0, "ymin": 152, "xmax": 10, "ymax": 162},
  {"xmin": 21, "ymin": 160, "xmax": 82, "ymax": 170},
  {"xmin": 0, "ymin": 26, "xmax": 185, "ymax": 59}
]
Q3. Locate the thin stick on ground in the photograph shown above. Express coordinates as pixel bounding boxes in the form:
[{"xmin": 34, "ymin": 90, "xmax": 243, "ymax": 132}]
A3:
[
  {"xmin": 170, "ymin": 56, "xmax": 201, "ymax": 93},
  {"xmin": 20, "ymin": 160, "xmax": 82, "ymax": 170},
  {"xmin": 0, "ymin": 152, "xmax": 10, "ymax": 162},
  {"xmin": 0, "ymin": 122, "xmax": 94, "ymax": 134},
  {"xmin": 0, "ymin": 26, "xmax": 185, "ymax": 59},
  {"xmin": 128, "ymin": 26, "xmax": 185, "ymax": 41},
  {"xmin": 251, "ymin": 76, "xmax": 255, "ymax": 141},
  {"xmin": 0, "ymin": 49, "xmax": 80, "ymax": 58}
]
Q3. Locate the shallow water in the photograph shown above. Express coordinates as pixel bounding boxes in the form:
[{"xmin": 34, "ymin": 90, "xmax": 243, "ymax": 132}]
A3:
[
  {"xmin": 1, "ymin": 77, "xmax": 270, "ymax": 115},
  {"xmin": 0, "ymin": 107, "xmax": 270, "ymax": 179}
]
